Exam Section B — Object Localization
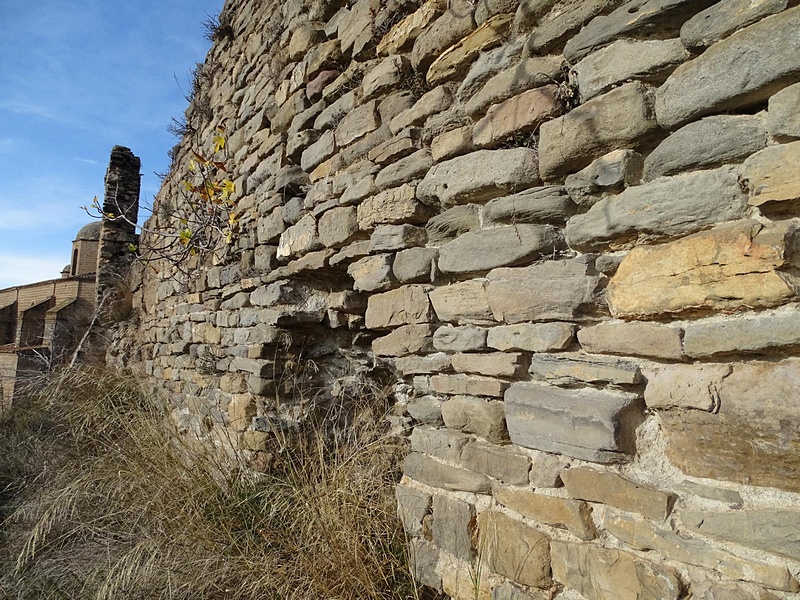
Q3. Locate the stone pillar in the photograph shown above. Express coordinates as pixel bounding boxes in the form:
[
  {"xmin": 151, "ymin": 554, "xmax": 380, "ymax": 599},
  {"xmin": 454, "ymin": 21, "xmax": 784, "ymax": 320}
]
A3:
[{"xmin": 97, "ymin": 146, "xmax": 141, "ymax": 313}]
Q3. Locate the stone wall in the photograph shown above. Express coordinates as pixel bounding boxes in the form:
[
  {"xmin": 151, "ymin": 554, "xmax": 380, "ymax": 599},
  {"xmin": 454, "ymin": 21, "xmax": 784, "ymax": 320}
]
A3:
[{"xmin": 119, "ymin": 1, "xmax": 800, "ymax": 598}]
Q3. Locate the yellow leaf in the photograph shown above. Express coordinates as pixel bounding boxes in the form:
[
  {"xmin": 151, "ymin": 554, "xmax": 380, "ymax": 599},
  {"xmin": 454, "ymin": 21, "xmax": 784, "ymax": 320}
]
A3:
[{"xmin": 213, "ymin": 133, "xmax": 225, "ymax": 154}]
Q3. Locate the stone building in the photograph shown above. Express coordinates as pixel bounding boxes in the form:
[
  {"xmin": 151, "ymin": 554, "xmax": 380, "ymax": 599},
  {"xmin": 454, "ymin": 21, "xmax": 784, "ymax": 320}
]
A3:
[{"xmin": 0, "ymin": 146, "xmax": 139, "ymax": 410}]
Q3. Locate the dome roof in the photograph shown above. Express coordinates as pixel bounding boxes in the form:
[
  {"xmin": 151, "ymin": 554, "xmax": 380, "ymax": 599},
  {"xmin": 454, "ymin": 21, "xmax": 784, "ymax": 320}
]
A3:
[{"xmin": 74, "ymin": 221, "xmax": 102, "ymax": 242}]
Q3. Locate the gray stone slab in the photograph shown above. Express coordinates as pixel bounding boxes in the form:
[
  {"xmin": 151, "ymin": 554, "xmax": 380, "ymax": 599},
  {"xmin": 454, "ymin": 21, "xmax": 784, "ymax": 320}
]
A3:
[
  {"xmin": 432, "ymin": 494, "xmax": 475, "ymax": 560},
  {"xmin": 426, "ymin": 204, "xmax": 481, "ymax": 244},
  {"xmin": 680, "ymin": 0, "xmax": 788, "ymax": 51},
  {"xmin": 683, "ymin": 307, "xmax": 800, "ymax": 357},
  {"xmin": 565, "ymin": 150, "xmax": 644, "ymax": 207},
  {"xmin": 403, "ymin": 451, "xmax": 492, "ymax": 493},
  {"xmin": 393, "ymin": 247, "xmax": 439, "ymax": 283},
  {"xmin": 433, "ymin": 325, "xmax": 488, "ymax": 352},
  {"xmin": 768, "ymin": 81, "xmax": 800, "ymax": 140},
  {"xmin": 487, "ymin": 322, "xmax": 575, "ymax": 352},
  {"xmin": 529, "ymin": 353, "xmax": 642, "ymax": 386},
  {"xmin": 482, "ymin": 186, "xmax": 576, "ymax": 225},
  {"xmin": 461, "ymin": 442, "xmax": 531, "ymax": 486}
]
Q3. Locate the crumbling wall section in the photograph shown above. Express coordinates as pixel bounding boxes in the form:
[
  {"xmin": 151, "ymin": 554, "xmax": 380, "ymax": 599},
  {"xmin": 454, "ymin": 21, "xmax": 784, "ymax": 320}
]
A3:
[{"xmin": 118, "ymin": 1, "xmax": 800, "ymax": 598}]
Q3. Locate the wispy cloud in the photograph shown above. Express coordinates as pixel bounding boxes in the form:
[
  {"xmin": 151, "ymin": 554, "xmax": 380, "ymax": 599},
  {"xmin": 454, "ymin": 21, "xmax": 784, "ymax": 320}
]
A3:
[{"xmin": 73, "ymin": 157, "xmax": 102, "ymax": 166}]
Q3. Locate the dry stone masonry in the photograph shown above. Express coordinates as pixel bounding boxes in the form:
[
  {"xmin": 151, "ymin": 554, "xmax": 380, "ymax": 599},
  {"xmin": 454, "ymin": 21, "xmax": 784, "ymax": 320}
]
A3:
[{"xmin": 114, "ymin": 0, "xmax": 800, "ymax": 598}]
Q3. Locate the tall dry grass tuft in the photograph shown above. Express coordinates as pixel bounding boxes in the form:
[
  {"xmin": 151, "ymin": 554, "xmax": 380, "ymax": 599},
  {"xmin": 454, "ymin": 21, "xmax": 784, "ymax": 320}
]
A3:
[{"xmin": 0, "ymin": 366, "xmax": 436, "ymax": 600}]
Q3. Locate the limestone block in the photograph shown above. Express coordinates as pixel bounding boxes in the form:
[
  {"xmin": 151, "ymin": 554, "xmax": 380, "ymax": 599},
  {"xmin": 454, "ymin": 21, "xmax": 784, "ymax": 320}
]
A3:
[
  {"xmin": 452, "ymin": 352, "xmax": 525, "ymax": 378},
  {"xmin": 227, "ymin": 393, "xmax": 257, "ymax": 431},
  {"xmin": 306, "ymin": 70, "xmax": 339, "ymax": 101},
  {"xmin": 365, "ymin": 285, "xmax": 433, "ymax": 329},
  {"xmin": 431, "ymin": 374, "xmax": 508, "ymax": 397},
  {"xmin": 643, "ymin": 363, "xmax": 731, "ymax": 411},
  {"xmin": 656, "ymin": 7, "xmax": 800, "ymax": 129},
  {"xmin": 574, "ymin": 38, "xmax": 689, "ymax": 101},
  {"xmin": 286, "ymin": 129, "xmax": 319, "ymax": 164},
  {"xmin": 438, "ymin": 225, "xmax": 560, "ymax": 275},
  {"xmin": 768, "ymin": 82, "xmax": 800, "ymax": 139},
  {"xmin": 348, "ymin": 254, "xmax": 396, "ymax": 292},
  {"xmin": 407, "ymin": 397, "xmax": 445, "ymax": 425},
  {"xmin": 334, "ymin": 100, "xmax": 380, "ymax": 148},
  {"xmin": 486, "ymin": 257, "xmax": 605, "ymax": 324},
  {"xmin": 377, "ymin": 0, "xmax": 445, "ymax": 56},
  {"xmin": 505, "ymin": 382, "xmax": 643, "ymax": 463},
  {"xmin": 369, "ymin": 224, "xmax": 428, "ymax": 252},
  {"xmin": 529, "ymin": 353, "xmax": 641, "ymax": 386},
  {"xmin": 461, "ymin": 442, "xmax": 531, "ymax": 485},
  {"xmin": 300, "ymin": 129, "xmax": 336, "ymax": 172},
  {"xmin": 551, "ymin": 541, "xmax": 682, "ymax": 600},
  {"xmin": 660, "ymin": 358, "xmax": 800, "ymax": 492},
  {"xmin": 274, "ymin": 165, "xmax": 309, "ymax": 194},
  {"xmin": 477, "ymin": 511, "xmax": 551, "ymax": 588},
  {"xmin": 577, "ymin": 322, "xmax": 684, "ymax": 360},
  {"xmin": 676, "ymin": 480, "xmax": 743, "ymax": 506},
  {"xmin": 396, "ymin": 483, "xmax": 431, "ymax": 536},
  {"xmin": 562, "ymin": 467, "xmax": 675, "ymax": 521},
  {"xmin": 362, "ymin": 55, "xmax": 410, "ymax": 101},
  {"xmin": 681, "ymin": 508, "xmax": 800, "ymax": 561},
  {"xmin": 411, "ymin": 0, "xmax": 476, "ymax": 71},
  {"xmin": 432, "ymin": 494, "xmax": 475, "ymax": 560},
  {"xmin": 304, "ymin": 39, "xmax": 343, "ymax": 80},
  {"xmin": 340, "ymin": 175, "xmax": 377, "ymax": 206},
  {"xmin": 368, "ymin": 128, "xmax": 422, "ymax": 165},
  {"xmin": 487, "ymin": 322, "xmax": 575, "ymax": 352},
  {"xmin": 373, "ymin": 324, "xmax": 435, "ymax": 356},
  {"xmin": 564, "ymin": 150, "xmax": 644, "ymax": 207},
  {"xmin": 276, "ymin": 214, "xmax": 321, "ymax": 260},
  {"xmin": 683, "ymin": 306, "xmax": 800, "ymax": 357},
  {"xmin": 565, "ymin": 165, "xmax": 748, "ymax": 252},
  {"xmin": 538, "ymin": 82, "xmax": 661, "ymax": 181},
  {"xmin": 483, "ymin": 187, "xmax": 576, "ymax": 225},
  {"xmin": 314, "ymin": 90, "xmax": 358, "ymax": 131},
  {"xmin": 426, "ymin": 204, "xmax": 481, "ymax": 244},
  {"xmin": 338, "ymin": 0, "xmax": 380, "ymax": 56},
  {"xmin": 427, "ymin": 14, "xmax": 512, "ymax": 86},
  {"xmin": 526, "ymin": 0, "xmax": 625, "ymax": 55},
  {"xmin": 742, "ymin": 140, "xmax": 800, "ymax": 209},
  {"xmin": 429, "ymin": 279, "xmax": 495, "ymax": 324},
  {"xmin": 318, "ymin": 206, "xmax": 360, "ymax": 249},
  {"xmin": 357, "ymin": 184, "xmax": 430, "ymax": 230},
  {"xmin": 395, "ymin": 352, "xmax": 452, "ymax": 375},
  {"xmin": 393, "ymin": 247, "xmax": 439, "ymax": 283},
  {"xmin": 272, "ymin": 89, "xmax": 311, "ymax": 133},
  {"xmin": 404, "ymin": 451, "xmax": 492, "ymax": 493},
  {"xmin": 409, "ymin": 424, "xmax": 474, "ymax": 463},
  {"xmin": 433, "ymin": 325, "xmax": 487, "ymax": 353},
  {"xmin": 465, "ymin": 55, "xmax": 563, "ymax": 117},
  {"xmin": 417, "ymin": 148, "xmax": 540, "ymax": 207},
  {"xmin": 680, "ymin": 0, "xmax": 789, "ymax": 51},
  {"xmin": 431, "ymin": 125, "xmax": 475, "ymax": 162},
  {"xmin": 378, "ymin": 89, "xmax": 416, "ymax": 123},
  {"xmin": 492, "ymin": 582, "xmax": 550, "ymax": 600},
  {"xmin": 289, "ymin": 22, "xmax": 325, "ymax": 61},
  {"xmin": 457, "ymin": 37, "xmax": 524, "ymax": 102},
  {"xmin": 606, "ymin": 220, "xmax": 800, "ymax": 319},
  {"xmin": 374, "ymin": 148, "xmax": 434, "ymax": 190},
  {"xmin": 409, "ymin": 539, "xmax": 442, "ymax": 591},
  {"xmin": 473, "ymin": 85, "xmax": 562, "ymax": 148},
  {"xmin": 563, "ymin": 0, "xmax": 715, "ymax": 62},
  {"xmin": 513, "ymin": 0, "xmax": 561, "ymax": 32},
  {"xmin": 257, "ymin": 208, "xmax": 286, "ymax": 244},
  {"xmin": 603, "ymin": 509, "xmax": 798, "ymax": 591},
  {"xmin": 643, "ymin": 114, "xmax": 767, "ymax": 181},
  {"xmin": 390, "ymin": 86, "xmax": 453, "ymax": 135},
  {"xmin": 494, "ymin": 487, "xmax": 596, "ymax": 540},
  {"xmin": 441, "ymin": 395, "xmax": 508, "ymax": 442}
]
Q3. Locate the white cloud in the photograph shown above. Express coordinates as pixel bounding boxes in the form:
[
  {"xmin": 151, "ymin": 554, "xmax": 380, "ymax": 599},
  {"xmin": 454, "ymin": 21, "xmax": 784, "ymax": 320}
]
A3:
[{"xmin": 0, "ymin": 254, "xmax": 66, "ymax": 289}]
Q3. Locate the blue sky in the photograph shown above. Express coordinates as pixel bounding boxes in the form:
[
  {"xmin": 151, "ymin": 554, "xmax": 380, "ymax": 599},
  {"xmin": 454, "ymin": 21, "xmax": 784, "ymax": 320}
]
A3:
[{"xmin": 0, "ymin": 0, "xmax": 225, "ymax": 288}]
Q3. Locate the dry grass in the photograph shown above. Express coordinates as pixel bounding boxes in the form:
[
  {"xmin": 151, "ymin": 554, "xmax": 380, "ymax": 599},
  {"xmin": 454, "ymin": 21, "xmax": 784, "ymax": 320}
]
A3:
[{"xmin": 0, "ymin": 366, "xmax": 436, "ymax": 600}]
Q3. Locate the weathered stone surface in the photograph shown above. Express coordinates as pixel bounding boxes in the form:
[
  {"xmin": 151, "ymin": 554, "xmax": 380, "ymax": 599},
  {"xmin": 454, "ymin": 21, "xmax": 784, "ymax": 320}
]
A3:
[
  {"xmin": 495, "ymin": 487, "xmax": 596, "ymax": 540},
  {"xmin": 370, "ymin": 224, "xmax": 428, "ymax": 252},
  {"xmin": 365, "ymin": 285, "xmax": 433, "ymax": 329},
  {"xmin": 373, "ymin": 324, "xmax": 435, "ymax": 356},
  {"xmin": 393, "ymin": 247, "xmax": 438, "ymax": 283},
  {"xmin": 492, "ymin": 582, "xmax": 549, "ymax": 600},
  {"xmin": 656, "ymin": 7, "xmax": 800, "ymax": 129},
  {"xmin": 315, "ymin": 90, "xmax": 358, "ymax": 131},
  {"xmin": 429, "ymin": 279, "xmax": 495, "ymax": 324},
  {"xmin": 529, "ymin": 353, "xmax": 641, "ymax": 386},
  {"xmin": 530, "ymin": 452, "xmax": 569, "ymax": 488},
  {"xmin": 407, "ymin": 395, "xmax": 445, "ymax": 425},
  {"xmin": 426, "ymin": 204, "xmax": 481, "ymax": 244},
  {"xmin": 335, "ymin": 100, "xmax": 380, "ymax": 147},
  {"xmin": 505, "ymin": 382, "xmax": 643, "ymax": 462},
  {"xmin": 461, "ymin": 442, "xmax": 530, "ymax": 485},
  {"xmin": 377, "ymin": 0, "xmax": 444, "ymax": 56},
  {"xmin": 552, "ymin": 541, "xmax": 682, "ymax": 600},
  {"xmin": 227, "ymin": 393, "xmax": 257, "ymax": 430},
  {"xmin": 742, "ymin": 141, "xmax": 800, "ymax": 209},
  {"xmin": 478, "ymin": 511, "xmax": 552, "ymax": 589},
  {"xmin": 606, "ymin": 220, "xmax": 799, "ymax": 319},
  {"xmin": 411, "ymin": 0, "xmax": 476, "ymax": 71},
  {"xmin": 456, "ymin": 37, "xmax": 524, "ymax": 102},
  {"xmin": 644, "ymin": 363, "xmax": 731, "ymax": 411},
  {"xmin": 677, "ymin": 480, "xmax": 743, "ymax": 506},
  {"xmin": 417, "ymin": 148, "xmax": 540, "ymax": 207},
  {"xmin": 427, "ymin": 14, "xmax": 512, "ymax": 86},
  {"xmin": 682, "ymin": 509, "xmax": 800, "ymax": 562},
  {"xmin": 273, "ymin": 89, "xmax": 312, "ymax": 133},
  {"xmin": 441, "ymin": 395, "xmax": 509, "ymax": 442},
  {"xmin": 473, "ymin": 85, "xmax": 563, "ymax": 148},
  {"xmin": 338, "ymin": 0, "xmax": 379, "ymax": 57},
  {"xmin": 404, "ymin": 451, "xmax": 492, "ymax": 493},
  {"xmin": 683, "ymin": 306, "xmax": 800, "ymax": 357},
  {"xmin": 364, "ymin": 56, "xmax": 410, "ymax": 101},
  {"xmin": 563, "ymin": 0, "xmax": 716, "ymax": 62},
  {"xmin": 368, "ymin": 127, "xmax": 421, "ymax": 165},
  {"xmin": 395, "ymin": 352, "xmax": 452, "ymax": 375},
  {"xmin": 768, "ymin": 82, "xmax": 800, "ymax": 139},
  {"xmin": 452, "ymin": 352, "xmax": 525, "ymax": 378},
  {"xmin": 277, "ymin": 214, "xmax": 321, "ymax": 260},
  {"xmin": 391, "ymin": 87, "xmax": 452, "ymax": 135},
  {"xmin": 396, "ymin": 483, "xmax": 431, "ymax": 536},
  {"xmin": 318, "ymin": 206, "xmax": 360, "ymax": 248},
  {"xmin": 409, "ymin": 539, "xmax": 442, "ymax": 591},
  {"xmin": 565, "ymin": 166, "xmax": 748, "ymax": 252},
  {"xmin": 433, "ymin": 325, "xmax": 488, "ymax": 352},
  {"xmin": 357, "ymin": 184, "xmax": 430, "ymax": 230},
  {"xmin": 438, "ymin": 225, "xmax": 560, "ymax": 274},
  {"xmin": 348, "ymin": 254, "xmax": 395, "ymax": 292},
  {"xmin": 661, "ymin": 358, "xmax": 800, "ymax": 493},
  {"xmin": 483, "ymin": 187, "xmax": 576, "ymax": 225},
  {"xmin": 465, "ymin": 55, "xmax": 564, "ymax": 117},
  {"xmin": 375, "ymin": 149, "xmax": 434, "ymax": 190},
  {"xmin": 681, "ymin": 0, "xmax": 789, "ymax": 51},
  {"xmin": 410, "ymin": 425, "xmax": 472, "ymax": 461},
  {"xmin": 432, "ymin": 494, "xmax": 475, "ymax": 560},
  {"xmin": 562, "ymin": 467, "xmax": 675, "ymax": 521},
  {"xmin": 574, "ymin": 38, "xmax": 688, "ymax": 101},
  {"xmin": 431, "ymin": 125, "xmax": 475, "ymax": 162},
  {"xmin": 486, "ymin": 257, "xmax": 605, "ymax": 324},
  {"xmin": 577, "ymin": 322, "xmax": 685, "ymax": 360},
  {"xmin": 442, "ymin": 563, "xmax": 493, "ymax": 600},
  {"xmin": 603, "ymin": 509, "xmax": 798, "ymax": 591},
  {"xmin": 487, "ymin": 322, "xmax": 575, "ymax": 353},
  {"xmin": 565, "ymin": 150, "xmax": 644, "ymax": 207},
  {"xmin": 300, "ymin": 129, "xmax": 336, "ymax": 172},
  {"xmin": 289, "ymin": 22, "xmax": 325, "ymax": 61},
  {"xmin": 643, "ymin": 114, "xmax": 768, "ymax": 180},
  {"xmin": 538, "ymin": 82, "xmax": 661, "ymax": 180},
  {"xmin": 257, "ymin": 208, "xmax": 286, "ymax": 244},
  {"xmin": 431, "ymin": 374, "xmax": 508, "ymax": 397}
]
